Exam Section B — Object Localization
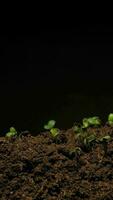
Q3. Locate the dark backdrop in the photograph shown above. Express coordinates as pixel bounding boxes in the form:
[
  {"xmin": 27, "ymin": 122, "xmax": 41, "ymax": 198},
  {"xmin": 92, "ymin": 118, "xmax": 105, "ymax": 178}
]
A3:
[{"xmin": 0, "ymin": 24, "xmax": 113, "ymax": 135}]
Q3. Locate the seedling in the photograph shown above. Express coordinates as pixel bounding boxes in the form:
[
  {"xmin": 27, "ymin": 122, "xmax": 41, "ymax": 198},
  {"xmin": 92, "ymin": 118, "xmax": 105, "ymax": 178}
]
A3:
[
  {"xmin": 50, "ymin": 128, "xmax": 60, "ymax": 137},
  {"xmin": 82, "ymin": 116, "xmax": 101, "ymax": 128},
  {"xmin": 83, "ymin": 134, "xmax": 96, "ymax": 150},
  {"xmin": 44, "ymin": 120, "xmax": 56, "ymax": 130},
  {"xmin": 75, "ymin": 129, "xmax": 96, "ymax": 151},
  {"xmin": 44, "ymin": 120, "xmax": 60, "ymax": 137},
  {"xmin": 5, "ymin": 127, "xmax": 17, "ymax": 137},
  {"xmin": 73, "ymin": 123, "xmax": 83, "ymax": 133},
  {"xmin": 84, "ymin": 134, "xmax": 96, "ymax": 151},
  {"xmin": 108, "ymin": 113, "xmax": 113, "ymax": 126},
  {"xmin": 73, "ymin": 117, "xmax": 101, "ymax": 151},
  {"xmin": 97, "ymin": 135, "xmax": 111, "ymax": 156},
  {"xmin": 73, "ymin": 117, "xmax": 101, "ymax": 135},
  {"xmin": 69, "ymin": 147, "xmax": 82, "ymax": 159},
  {"xmin": 69, "ymin": 147, "xmax": 82, "ymax": 156}
]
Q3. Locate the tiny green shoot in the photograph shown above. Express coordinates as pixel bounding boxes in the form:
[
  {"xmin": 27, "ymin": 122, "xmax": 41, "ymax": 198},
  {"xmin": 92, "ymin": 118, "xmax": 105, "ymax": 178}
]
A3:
[
  {"xmin": 83, "ymin": 134, "xmax": 96, "ymax": 151},
  {"xmin": 50, "ymin": 128, "xmax": 60, "ymax": 137},
  {"xmin": 73, "ymin": 124, "xmax": 82, "ymax": 133},
  {"xmin": 6, "ymin": 127, "xmax": 17, "ymax": 137},
  {"xmin": 70, "ymin": 147, "xmax": 82, "ymax": 155},
  {"xmin": 98, "ymin": 135, "xmax": 111, "ymax": 143},
  {"xmin": 97, "ymin": 135, "xmax": 111, "ymax": 156},
  {"xmin": 108, "ymin": 113, "xmax": 113, "ymax": 125},
  {"xmin": 69, "ymin": 147, "xmax": 82, "ymax": 159},
  {"xmin": 44, "ymin": 120, "xmax": 56, "ymax": 130}
]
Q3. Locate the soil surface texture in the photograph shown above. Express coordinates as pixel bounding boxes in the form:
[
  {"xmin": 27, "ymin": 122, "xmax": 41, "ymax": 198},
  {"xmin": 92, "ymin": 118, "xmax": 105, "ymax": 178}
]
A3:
[{"xmin": 1, "ymin": 124, "xmax": 113, "ymax": 199}]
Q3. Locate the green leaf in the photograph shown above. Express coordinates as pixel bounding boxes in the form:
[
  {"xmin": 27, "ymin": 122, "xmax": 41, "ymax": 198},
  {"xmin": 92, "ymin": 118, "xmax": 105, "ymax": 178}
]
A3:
[
  {"xmin": 5, "ymin": 127, "xmax": 17, "ymax": 137},
  {"xmin": 69, "ymin": 147, "xmax": 82, "ymax": 156},
  {"xmin": 6, "ymin": 131, "xmax": 17, "ymax": 137},
  {"xmin": 88, "ymin": 116, "xmax": 101, "ymax": 126},
  {"xmin": 99, "ymin": 135, "xmax": 111, "ymax": 142},
  {"xmin": 87, "ymin": 134, "xmax": 96, "ymax": 143},
  {"xmin": 44, "ymin": 120, "xmax": 56, "ymax": 130},
  {"xmin": 108, "ymin": 113, "xmax": 113, "ymax": 125},
  {"xmin": 50, "ymin": 128, "xmax": 59, "ymax": 137},
  {"xmin": 74, "ymin": 147, "xmax": 82, "ymax": 153},
  {"xmin": 82, "ymin": 118, "xmax": 89, "ymax": 128},
  {"xmin": 82, "ymin": 116, "xmax": 101, "ymax": 128},
  {"xmin": 9, "ymin": 127, "xmax": 17, "ymax": 133},
  {"xmin": 73, "ymin": 125, "xmax": 82, "ymax": 133}
]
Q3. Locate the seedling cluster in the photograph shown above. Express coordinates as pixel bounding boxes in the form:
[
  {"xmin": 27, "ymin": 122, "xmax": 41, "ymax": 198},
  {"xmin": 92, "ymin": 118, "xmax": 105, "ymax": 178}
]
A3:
[
  {"xmin": 4, "ymin": 113, "xmax": 113, "ymax": 156},
  {"xmin": 82, "ymin": 116, "xmax": 101, "ymax": 128},
  {"xmin": 73, "ymin": 114, "xmax": 112, "ymax": 154}
]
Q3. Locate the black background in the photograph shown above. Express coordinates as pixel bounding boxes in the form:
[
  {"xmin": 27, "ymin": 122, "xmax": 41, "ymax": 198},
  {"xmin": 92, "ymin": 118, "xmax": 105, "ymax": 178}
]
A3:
[{"xmin": 0, "ymin": 24, "xmax": 113, "ymax": 135}]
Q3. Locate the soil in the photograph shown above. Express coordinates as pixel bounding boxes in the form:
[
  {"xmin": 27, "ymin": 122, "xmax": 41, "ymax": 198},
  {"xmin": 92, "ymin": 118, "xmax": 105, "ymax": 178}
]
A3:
[{"xmin": 1, "ymin": 124, "xmax": 113, "ymax": 200}]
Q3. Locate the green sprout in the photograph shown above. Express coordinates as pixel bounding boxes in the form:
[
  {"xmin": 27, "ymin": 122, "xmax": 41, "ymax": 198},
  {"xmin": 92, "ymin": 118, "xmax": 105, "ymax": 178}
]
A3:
[
  {"xmin": 6, "ymin": 127, "xmax": 17, "ymax": 137},
  {"xmin": 97, "ymin": 135, "xmax": 111, "ymax": 156},
  {"xmin": 68, "ymin": 147, "xmax": 82, "ymax": 160},
  {"xmin": 108, "ymin": 113, "xmax": 113, "ymax": 125},
  {"xmin": 73, "ymin": 123, "xmax": 82, "ymax": 133},
  {"xmin": 75, "ymin": 130, "xmax": 96, "ymax": 152},
  {"xmin": 82, "ymin": 116, "xmax": 101, "ymax": 128},
  {"xmin": 44, "ymin": 120, "xmax": 60, "ymax": 137},
  {"xmin": 73, "ymin": 117, "xmax": 101, "ymax": 151},
  {"xmin": 50, "ymin": 128, "xmax": 60, "ymax": 137},
  {"xmin": 44, "ymin": 120, "xmax": 56, "ymax": 130},
  {"xmin": 85, "ymin": 135, "xmax": 95, "ymax": 150},
  {"xmin": 83, "ymin": 134, "xmax": 96, "ymax": 150},
  {"xmin": 69, "ymin": 147, "xmax": 82, "ymax": 156},
  {"xmin": 98, "ymin": 135, "xmax": 111, "ymax": 142}
]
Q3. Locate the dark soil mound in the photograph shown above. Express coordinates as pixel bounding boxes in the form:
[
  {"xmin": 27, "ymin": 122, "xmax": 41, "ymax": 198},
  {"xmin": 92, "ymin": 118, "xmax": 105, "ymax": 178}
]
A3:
[{"xmin": 1, "ymin": 125, "xmax": 113, "ymax": 199}]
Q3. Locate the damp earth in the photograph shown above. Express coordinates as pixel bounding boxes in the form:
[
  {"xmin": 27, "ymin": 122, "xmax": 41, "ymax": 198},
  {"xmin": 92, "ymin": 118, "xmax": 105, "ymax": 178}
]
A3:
[{"xmin": 1, "ymin": 124, "xmax": 113, "ymax": 199}]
